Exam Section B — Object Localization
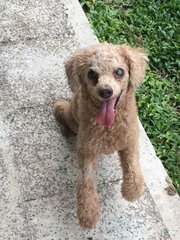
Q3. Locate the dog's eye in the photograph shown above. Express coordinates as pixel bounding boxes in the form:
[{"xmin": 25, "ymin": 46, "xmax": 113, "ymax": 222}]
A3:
[
  {"xmin": 88, "ymin": 69, "xmax": 99, "ymax": 83},
  {"xmin": 115, "ymin": 68, "xmax": 124, "ymax": 77}
]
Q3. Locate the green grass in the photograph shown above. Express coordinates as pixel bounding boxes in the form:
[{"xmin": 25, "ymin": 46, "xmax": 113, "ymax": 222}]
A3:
[{"xmin": 80, "ymin": 0, "xmax": 180, "ymax": 192}]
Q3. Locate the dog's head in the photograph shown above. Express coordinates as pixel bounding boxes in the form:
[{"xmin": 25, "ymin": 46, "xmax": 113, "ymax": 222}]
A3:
[{"xmin": 65, "ymin": 43, "xmax": 148, "ymax": 127}]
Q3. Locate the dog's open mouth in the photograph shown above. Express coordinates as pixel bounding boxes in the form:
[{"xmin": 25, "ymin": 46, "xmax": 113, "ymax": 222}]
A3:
[
  {"xmin": 114, "ymin": 95, "xmax": 120, "ymax": 110},
  {"xmin": 96, "ymin": 94, "xmax": 121, "ymax": 128}
]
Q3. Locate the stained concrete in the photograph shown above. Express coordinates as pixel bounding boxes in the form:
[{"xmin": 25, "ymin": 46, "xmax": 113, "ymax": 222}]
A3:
[{"xmin": 0, "ymin": 0, "xmax": 179, "ymax": 239}]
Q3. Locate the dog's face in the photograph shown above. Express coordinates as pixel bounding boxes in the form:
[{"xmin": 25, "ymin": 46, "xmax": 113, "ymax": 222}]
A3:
[
  {"xmin": 84, "ymin": 48, "xmax": 130, "ymax": 103},
  {"xmin": 65, "ymin": 43, "xmax": 147, "ymax": 127}
]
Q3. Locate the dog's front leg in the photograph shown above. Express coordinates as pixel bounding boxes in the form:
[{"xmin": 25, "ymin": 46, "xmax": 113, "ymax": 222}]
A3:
[
  {"xmin": 76, "ymin": 144, "xmax": 100, "ymax": 229},
  {"xmin": 119, "ymin": 143, "xmax": 144, "ymax": 202}
]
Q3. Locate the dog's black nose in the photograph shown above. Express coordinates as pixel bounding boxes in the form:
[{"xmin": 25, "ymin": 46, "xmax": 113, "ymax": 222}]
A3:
[{"xmin": 98, "ymin": 87, "xmax": 113, "ymax": 99}]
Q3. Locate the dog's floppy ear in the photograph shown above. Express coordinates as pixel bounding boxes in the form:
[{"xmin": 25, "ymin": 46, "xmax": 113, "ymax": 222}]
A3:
[
  {"xmin": 64, "ymin": 54, "xmax": 80, "ymax": 92},
  {"xmin": 65, "ymin": 47, "xmax": 96, "ymax": 92},
  {"xmin": 119, "ymin": 45, "xmax": 148, "ymax": 88}
]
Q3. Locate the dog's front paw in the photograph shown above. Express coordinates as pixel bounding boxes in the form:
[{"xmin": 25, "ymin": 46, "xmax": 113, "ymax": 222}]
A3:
[
  {"xmin": 121, "ymin": 174, "xmax": 144, "ymax": 202},
  {"xmin": 77, "ymin": 178, "xmax": 100, "ymax": 229}
]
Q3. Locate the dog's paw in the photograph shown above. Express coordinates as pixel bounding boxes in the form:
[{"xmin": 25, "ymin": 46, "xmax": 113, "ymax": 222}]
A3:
[
  {"xmin": 53, "ymin": 100, "xmax": 68, "ymax": 123},
  {"xmin": 77, "ymin": 179, "xmax": 100, "ymax": 229},
  {"xmin": 121, "ymin": 174, "xmax": 144, "ymax": 202},
  {"xmin": 53, "ymin": 101, "xmax": 72, "ymax": 136}
]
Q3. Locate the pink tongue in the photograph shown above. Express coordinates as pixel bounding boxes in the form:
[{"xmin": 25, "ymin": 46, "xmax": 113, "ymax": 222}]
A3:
[{"xmin": 96, "ymin": 98, "xmax": 117, "ymax": 127}]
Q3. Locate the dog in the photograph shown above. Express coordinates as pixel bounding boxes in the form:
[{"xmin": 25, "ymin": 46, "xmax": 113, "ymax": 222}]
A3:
[{"xmin": 54, "ymin": 43, "xmax": 148, "ymax": 229}]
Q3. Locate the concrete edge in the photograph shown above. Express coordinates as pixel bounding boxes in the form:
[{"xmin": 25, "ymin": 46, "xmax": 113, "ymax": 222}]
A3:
[
  {"xmin": 139, "ymin": 122, "xmax": 180, "ymax": 240},
  {"xmin": 65, "ymin": 0, "xmax": 180, "ymax": 239},
  {"xmin": 62, "ymin": 0, "xmax": 98, "ymax": 48}
]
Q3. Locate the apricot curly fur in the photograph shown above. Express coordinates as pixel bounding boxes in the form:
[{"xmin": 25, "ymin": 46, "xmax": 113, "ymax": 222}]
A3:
[
  {"xmin": 77, "ymin": 178, "xmax": 100, "ymax": 229},
  {"xmin": 54, "ymin": 43, "xmax": 147, "ymax": 228}
]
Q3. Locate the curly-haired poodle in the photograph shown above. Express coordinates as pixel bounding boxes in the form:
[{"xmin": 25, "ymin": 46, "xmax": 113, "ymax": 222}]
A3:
[{"xmin": 54, "ymin": 43, "xmax": 148, "ymax": 229}]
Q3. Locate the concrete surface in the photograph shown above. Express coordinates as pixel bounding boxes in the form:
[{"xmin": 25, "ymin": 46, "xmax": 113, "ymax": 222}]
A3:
[{"xmin": 0, "ymin": 0, "xmax": 179, "ymax": 239}]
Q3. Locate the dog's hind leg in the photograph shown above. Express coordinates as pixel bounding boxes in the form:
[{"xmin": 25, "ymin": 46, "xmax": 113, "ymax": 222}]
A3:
[{"xmin": 53, "ymin": 100, "xmax": 78, "ymax": 134}]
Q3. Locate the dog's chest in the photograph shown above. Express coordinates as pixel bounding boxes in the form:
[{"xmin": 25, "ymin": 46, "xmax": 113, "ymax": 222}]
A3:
[{"xmin": 89, "ymin": 121, "xmax": 129, "ymax": 154}]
